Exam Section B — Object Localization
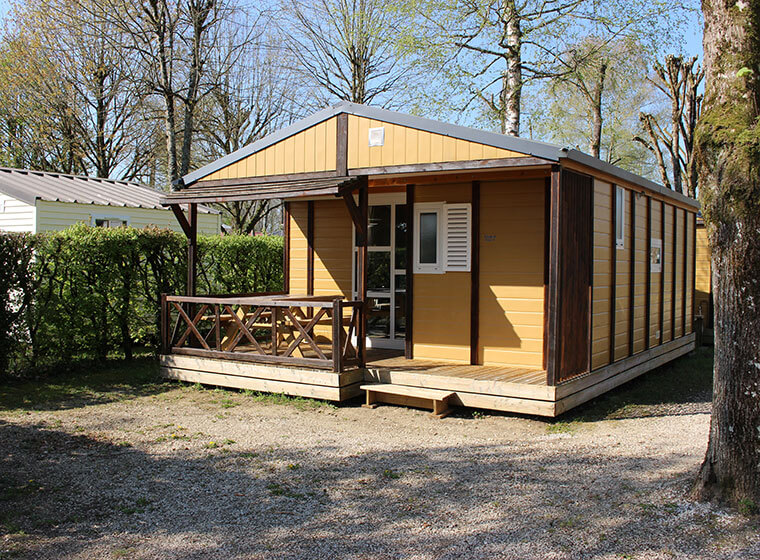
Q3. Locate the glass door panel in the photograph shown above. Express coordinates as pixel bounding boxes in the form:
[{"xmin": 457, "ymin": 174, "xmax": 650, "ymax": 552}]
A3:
[{"xmin": 354, "ymin": 197, "xmax": 407, "ymax": 349}]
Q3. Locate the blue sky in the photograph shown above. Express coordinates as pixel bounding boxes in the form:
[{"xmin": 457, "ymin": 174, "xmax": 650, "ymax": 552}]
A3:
[{"xmin": 0, "ymin": 0, "xmax": 705, "ymax": 58}]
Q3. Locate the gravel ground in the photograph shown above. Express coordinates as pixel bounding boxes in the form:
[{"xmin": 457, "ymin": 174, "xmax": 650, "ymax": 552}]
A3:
[{"xmin": 1, "ymin": 380, "xmax": 758, "ymax": 560}]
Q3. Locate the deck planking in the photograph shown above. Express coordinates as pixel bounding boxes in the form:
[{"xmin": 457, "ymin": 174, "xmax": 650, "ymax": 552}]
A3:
[{"xmin": 366, "ymin": 349, "xmax": 547, "ymax": 386}]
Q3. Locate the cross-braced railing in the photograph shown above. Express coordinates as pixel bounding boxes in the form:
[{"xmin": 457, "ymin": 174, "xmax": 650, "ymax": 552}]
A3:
[{"xmin": 160, "ymin": 293, "xmax": 363, "ymax": 371}]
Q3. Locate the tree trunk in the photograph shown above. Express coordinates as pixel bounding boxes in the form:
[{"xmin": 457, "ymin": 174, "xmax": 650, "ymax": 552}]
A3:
[
  {"xmin": 692, "ymin": 0, "xmax": 760, "ymax": 509},
  {"xmin": 588, "ymin": 61, "xmax": 607, "ymax": 158},
  {"xmin": 501, "ymin": 13, "xmax": 522, "ymax": 137}
]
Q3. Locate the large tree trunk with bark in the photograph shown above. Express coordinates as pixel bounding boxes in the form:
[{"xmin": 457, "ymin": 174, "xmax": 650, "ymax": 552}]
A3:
[{"xmin": 692, "ymin": 0, "xmax": 760, "ymax": 509}]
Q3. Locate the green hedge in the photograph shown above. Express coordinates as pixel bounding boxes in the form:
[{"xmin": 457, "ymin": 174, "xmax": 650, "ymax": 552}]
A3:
[{"xmin": 0, "ymin": 224, "xmax": 283, "ymax": 376}]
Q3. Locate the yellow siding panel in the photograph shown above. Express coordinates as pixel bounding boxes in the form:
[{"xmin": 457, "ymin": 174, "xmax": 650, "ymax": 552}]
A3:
[
  {"xmin": 695, "ymin": 224, "xmax": 710, "ymax": 319},
  {"xmin": 346, "ymin": 116, "xmax": 526, "ymax": 169},
  {"xmin": 288, "ymin": 202, "xmax": 308, "ymax": 295},
  {"xmin": 592, "ymin": 179, "xmax": 612, "ymax": 369},
  {"xmin": 201, "ymin": 117, "xmax": 338, "ymax": 182},
  {"xmin": 313, "ymin": 200, "xmax": 353, "ymax": 298},
  {"xmin": 479, "ymin": 179, "xmax": 544, "ymax": 368},
  {"xmin": 412, "ymin": 183, "xmax": 471, "ymax": 363}
]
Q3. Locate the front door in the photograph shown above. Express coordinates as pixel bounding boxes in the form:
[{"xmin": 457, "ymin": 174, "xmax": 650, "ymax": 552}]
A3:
[{"xmin": 353, "ymin": 194, "xmax": 407, "ymax": 349}]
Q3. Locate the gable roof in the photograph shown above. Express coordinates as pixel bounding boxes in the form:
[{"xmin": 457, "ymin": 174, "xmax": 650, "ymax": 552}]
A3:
[
  {"xmin": 179, "ymin": 101, "xmax": 698, "ymax": 209},
  {"xmin": 0, "ymin": 167, "xmax": 218, "ymax": 213}
]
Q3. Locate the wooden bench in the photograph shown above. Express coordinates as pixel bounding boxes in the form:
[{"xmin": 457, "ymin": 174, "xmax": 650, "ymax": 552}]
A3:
[{"xmin": 360, "ymin": 383, "xmax": 456, "ymax": 419}]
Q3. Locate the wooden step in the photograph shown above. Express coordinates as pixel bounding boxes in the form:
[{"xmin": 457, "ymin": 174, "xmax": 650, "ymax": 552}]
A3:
[{"xmin": 360, "ymin": 383, "xmax": 456, "ymax": 418}]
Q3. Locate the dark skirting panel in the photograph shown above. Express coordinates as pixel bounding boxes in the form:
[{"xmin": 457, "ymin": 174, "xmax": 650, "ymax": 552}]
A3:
[{"xmin": 554, "ymin": 169, "xmax": 593, "ymax": 383}]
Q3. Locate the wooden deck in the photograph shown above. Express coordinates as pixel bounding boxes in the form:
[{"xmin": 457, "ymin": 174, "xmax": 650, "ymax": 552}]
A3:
[
  {"xmin": 364, "ymin": 350, "xmax": 555, "ymax": 416},
  {"xmin": 159, "ymin": 333, "xmax": 697, "ymax": 418}
]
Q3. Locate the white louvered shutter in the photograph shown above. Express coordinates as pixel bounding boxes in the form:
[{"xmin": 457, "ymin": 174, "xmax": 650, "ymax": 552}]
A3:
[{"xmin": 444, "ymin": 203, "xmax": 471, "ymax": 272}]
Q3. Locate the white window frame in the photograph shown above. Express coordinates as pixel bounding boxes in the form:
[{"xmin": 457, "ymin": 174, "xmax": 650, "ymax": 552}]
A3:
[
  {"xmin": 651, "ymin": 238, "xmax": 663, "ymax": 273},
  {"xmin": 91, "ymin": 213, "xmax": 130, "ymax": 228},
  {"xmin": 413, "ymin": 202, "xmax": 444, "ymax": 274},
  {"xmin": 615, "ymin": 186, "xmax": 625, "ymax": 249}
]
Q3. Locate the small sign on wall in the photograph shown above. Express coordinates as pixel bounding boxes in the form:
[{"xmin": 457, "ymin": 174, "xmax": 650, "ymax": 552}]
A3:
[
  {"xmin": 651, "ymin": 238, "xmax": 662, "ymax": 273},
  {"xmin": 368, "ymin": 127, "xmax": 385, "ymax": 147}
]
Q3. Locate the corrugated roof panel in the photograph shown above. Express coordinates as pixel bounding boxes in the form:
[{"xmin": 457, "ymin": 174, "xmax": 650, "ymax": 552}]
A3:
[{"xmin": 0, "ymin": 168, "xmax": 218, "ymax": 213}]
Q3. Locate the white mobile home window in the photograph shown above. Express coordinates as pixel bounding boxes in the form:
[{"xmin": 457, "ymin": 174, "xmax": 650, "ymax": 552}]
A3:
[
  {"xmin": 92, "ymin": 214, "xmax": 129, "ymax": 228},
  {"xmin": 615, "ymin": 186, "xmax": 625, "ymax": 249},
  {"xmin": 414, "ymin": 203, "xmax": 444, "ymax": 273}
]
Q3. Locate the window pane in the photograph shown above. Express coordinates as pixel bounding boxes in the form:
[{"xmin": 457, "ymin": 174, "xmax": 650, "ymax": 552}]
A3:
[
  {"xmin": 394, "ymin": 273, "xmax": 406, "ymax": 291},
  {"xmin": 367, "ymin": 251, "xmax": 391, "ymax": 292},
  {"xmin": 368, "ymin": 205, "xmax": 391, "ymax": 247},
  {"xmin": 367, "ymin": 297, "xmax": 390, "ymax": 338},
  {"xmin": 395, "ymin": 204, "xmax": 408, "ymax": 269},
  {"xmin": 419, "ymin": 212, "xmax": 438, "ymax": 264}
]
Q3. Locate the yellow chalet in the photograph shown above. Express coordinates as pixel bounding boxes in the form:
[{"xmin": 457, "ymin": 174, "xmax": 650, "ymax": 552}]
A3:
[{"xmin": 159, "ymin": 101, "xmax": 699, "ymax": 418}]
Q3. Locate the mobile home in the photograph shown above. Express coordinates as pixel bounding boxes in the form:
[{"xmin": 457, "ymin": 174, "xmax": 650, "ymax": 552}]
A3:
[{"xmin": 159, "ymin": 102, "xmax": 698, "ymax": 417}]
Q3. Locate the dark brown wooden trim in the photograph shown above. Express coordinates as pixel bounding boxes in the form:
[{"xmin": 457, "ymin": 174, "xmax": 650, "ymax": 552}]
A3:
[
  {"xmin": 341, "ymin": 191, "xmax": 366, "ymax": 238},
  {"xmin": 587, "ymin": 177, "xmax": 595, "ymax": 373},
  {"xmin": 545, "ymin": 166, "xmax": 562, "ymax": 386},
  {"xmin": 187, "ymin": 203, "xmax": 197, "ymax": 297},
  {"xmin": 370, "ymin": 168, "xmax": 551, "ymax": 188},
  {"xmin": 307, "ymin": 201, "xmax": 314, "ymax": 297},
  {"xmin": 645, "ymin": 196, "xmax": 652, "ymax": 350},
  {"xmin": 357, "ymin": 177, "xmax": 369, "ymax": 366},
  {"xmin": 543, "ymin": 177, "xmax": 550, "ymax": 371},
  {"xmin": 283, "ymin": 202, "xmax": 290, "ymax": 293},
  {"xmin": 671, "ymin": 205, "xmax": 678, "ymax": 340},
  {"xmin": 190, "ymin": 170, "xmax": 341, "ymax": 188},
  {"xmin": 660, "ymin": 200, "xmax": 666, "ymax": 343},
  {"xmin": 692, "ymin": 212, "xmax": 697, "ymax": 332},
  {"xmin": 348, "ymin": 156, "xmax": 552, "ymax": 177},
  {"xmin": 336, "ymin": 113, "xmax": 348, "ymax": 176},
  {"xmin": 609, "ymin": 184, "xmax": 618, "ymax": 364},
  {"xmin": 170, "ymin": 204, "xmax": 192, "ymax": 237},
  {"xmin": 471, "ymin": 181, "xmax": 481, "ymax": 365},
  {"xmin": 405, "ymin": 184, "xmax": 415, "ymax": 360},
  {"xmin": 628, "ymin": 191, "xmax": 636, "ymax": 357},
  {"xmin": 682, "ymin": 207, "xmax": 688, "ymax": 334}
]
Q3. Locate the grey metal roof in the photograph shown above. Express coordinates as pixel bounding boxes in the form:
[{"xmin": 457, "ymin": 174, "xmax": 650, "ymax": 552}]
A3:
[
  {"xmin": 0, "ymin": 167, "xmax": 218, "ymax": 213},
  {"xmin": 181, "ymin": 100, "xmax": 698, "ymax": 210}
]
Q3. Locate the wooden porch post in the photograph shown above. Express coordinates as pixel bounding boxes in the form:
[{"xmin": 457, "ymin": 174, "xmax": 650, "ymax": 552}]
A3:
[
  {"xmin": 545, "ymin": 166, "xmax": 561, "ymax": 386},
  {"xmin": 283, "ymin": 202, "xmax": 290, "ymax": 293},
  {"xmin": 187, "ymin": 203, "xmax": 198, "ymax": 297},
  {"xmin": 405, "ymin": 184, "xmax": 414, "ymax": 360},
  {"xmin": 358, "ymin": 176, "xmax": 368, "ymax": 366},
  {"xmin": 470, "ymin": 180, "xmax": 480, "ymax": 365}
]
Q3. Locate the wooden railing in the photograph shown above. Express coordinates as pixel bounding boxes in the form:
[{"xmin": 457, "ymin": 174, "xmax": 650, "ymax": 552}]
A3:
[{"xmin": 160, "ymin": 293, "xmax": 364, "ymax": 372}]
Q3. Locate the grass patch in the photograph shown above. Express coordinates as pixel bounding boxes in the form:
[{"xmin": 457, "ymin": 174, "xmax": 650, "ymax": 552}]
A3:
[
  {"xmin": 242, "ymin": 391, "xmax": 336, "ymax": 411},
  {"xmin": 561, "ymin": 346, "xmax": 713, "ymax": 422},
  {"xmin": 0, "ymin": 357, "xmax": 169, "ymax": 412},
  {"xmin": 546, "ymin": 420, "xmax": 581, "ymax": 434}
]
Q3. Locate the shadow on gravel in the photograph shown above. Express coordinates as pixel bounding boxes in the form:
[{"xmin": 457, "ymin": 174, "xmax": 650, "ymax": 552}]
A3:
[
  {"xmin": 0, "ymin": 357, "xmax": 172, "ymax": 413},
  {"xmin": 2, "ymin": 411, "xmax": 754, "ymax": 560},
  {"xmin": 551, "ymin": 346, "xmax": 714, "ymax": 423}
]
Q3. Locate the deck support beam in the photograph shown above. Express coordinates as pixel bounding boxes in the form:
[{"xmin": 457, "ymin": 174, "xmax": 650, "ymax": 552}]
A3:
[{"xmin": 169, "ymin": 203, "xmax": 198, "ymax": 296}]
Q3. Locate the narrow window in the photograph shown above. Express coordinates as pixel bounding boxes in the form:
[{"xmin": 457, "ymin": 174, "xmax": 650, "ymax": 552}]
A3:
[
  {"xmin": 419, "ymin": 212, "xmax": 438, "ymax": 263},
  {"xmin": 615, "ymin": 186, "xmax": 625, "ymax": 249},
  {"xmin": 414, "ymin": 203, "xmax": 443, "ymax": 273}
]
